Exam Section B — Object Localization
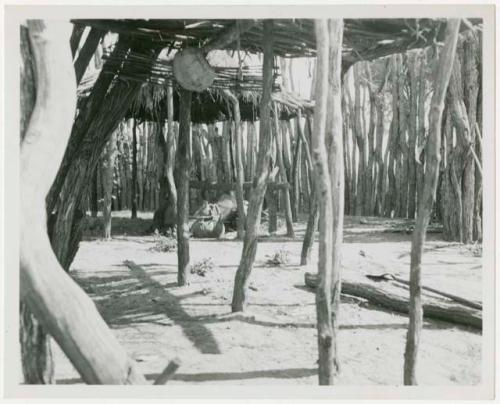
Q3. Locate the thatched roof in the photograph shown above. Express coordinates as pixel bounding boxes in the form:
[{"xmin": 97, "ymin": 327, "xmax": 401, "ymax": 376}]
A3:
[
  {"xmin": 75, "ymin": 18, "xmax": 481, "ymax": 123},
  {"xmin": 126, "ymin": 84, "xmax": 312, "ymax": 123},
  {"xmin": 73, "ymin": 18, "xmax": 482, "ymax": 69},
  {"xmin": 78, "ymin": 49, "xmax": 313, "ymax": 123}
]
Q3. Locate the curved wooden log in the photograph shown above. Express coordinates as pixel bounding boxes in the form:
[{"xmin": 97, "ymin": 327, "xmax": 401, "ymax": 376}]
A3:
[
  {"xmin": 305, "ymin": 273, "xmax": 481, "ymax": 330},
  {"xmin": 20, "ymin": 20, "xmax": 146, "ymax": 384}
]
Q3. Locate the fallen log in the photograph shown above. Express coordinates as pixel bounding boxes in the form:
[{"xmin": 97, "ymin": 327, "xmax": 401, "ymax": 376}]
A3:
[
  {"xmin": 304, "ymin": 273, "xmax": 482, "ymax": 330},
  {"xmin": 365, "ymin": 273, "xmax": 482, "ymax": 310}
]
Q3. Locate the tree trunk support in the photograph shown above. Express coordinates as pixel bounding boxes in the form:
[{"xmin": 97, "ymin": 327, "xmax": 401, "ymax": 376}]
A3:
[
  {"xmin": 176, "ymin": 89, "xmax": 192, "ymax": 286},
  {"xmin": 231, "ymin": 20, "xmax": 275, "ymax": 312},
  {"xmin": 20, "ymin": 20, "xmax": 147, "ymax": 384},
  {"xmin": 403, "ymin": 19, "xmax": 460, "ymax": 385},
  {"xmin": 312, "ymin": 19, "xmax": 335, "ymax": 385},
  {"xmin": 222, "ymin": 89, "xmax": 247, "ymax": 240}
]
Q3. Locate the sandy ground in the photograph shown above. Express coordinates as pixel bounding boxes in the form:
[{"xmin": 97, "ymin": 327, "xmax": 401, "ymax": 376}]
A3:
[{"xmin": 52, "ymin": 212, "xmax": 482, "ymax": 385}]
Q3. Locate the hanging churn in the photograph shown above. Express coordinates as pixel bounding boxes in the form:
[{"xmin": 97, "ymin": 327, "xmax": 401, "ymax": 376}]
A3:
[{"xmin": 173, "ymin": 48, "xmax": 217, "ymax": 92}]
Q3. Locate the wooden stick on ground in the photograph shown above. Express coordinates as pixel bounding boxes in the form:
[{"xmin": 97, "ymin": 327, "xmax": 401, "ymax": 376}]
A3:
[
  {"xmin": 404, "ymin": 19, "xmax": 461, "ymax": 386},
  {"xmin": 153, "ymin": 358, "xmax": 181, "ymax": 385}
]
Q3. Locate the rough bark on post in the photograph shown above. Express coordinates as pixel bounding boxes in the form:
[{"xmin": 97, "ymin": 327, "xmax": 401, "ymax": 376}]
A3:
[
  {"xmin": 325, "ymin": 18, "xmax": 344, "ymax": 382},
  {"xmin": 176, "ymin": 89, "xmax": 192, "ymax": 286},
  {"xmin": 20, "ymin": 24, "xmax": 54, "ymax": 384},
  {"xmin": 223, "ymin": 89, "xmax": 246, "ymax": 239},
  {"xmin": 404, "ymin": 19, "xmax": 460, "ymax": 385},
  {"xmin": 312, "ymin": 19, "xmax": 335, "ymax": 386},
  {"xmin": 231, "ymin": 20, "xmax": 275, "ymax": 312},
  {"xmin": 20, "ymin": 19, "xmax": 147, "ymax": 385}
]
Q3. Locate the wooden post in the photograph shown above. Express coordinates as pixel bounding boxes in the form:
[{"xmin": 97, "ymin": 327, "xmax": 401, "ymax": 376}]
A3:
[
  {"xmin": 403, "ymin": 19, "xmax": 460, "ymax": 385},
  {"xmin": 312, "ymin": 19, "xmax": 335, "ymax": 385},
  {"xmin": 300, "ymin": 193, "xmax": 318, "ymax": 266},
  {"xmin": 102, "ymin": 131, "xmax": 116, "ymax": 239},
  {"xmin": 165, "ymin": 83, "xmax": 177, "ymax": 214},
  {"xmin": 300, "ymin": 114, "xmax": 319, "ymax": 265},
  {"xmin": 231, "ymin": 20, "xmax": 275, "ymax": 312},
  {"xmin": 407, "ymin": 52, "xmax": 419, "ymax": 219},
  {"xmin": 223, "ymin": 90, "xmax": 246, "ymax": 239},
  {"xmin": 273, "ymin": 105, "xmax": 295, "ymax": 237},
  {"xmin": 131, "ymin": 119, "xmax": 138, "ymax": 219},
  {"xmin": 323, "ymin": 18, "xmax": 344, "ymax": 383},
  {"xmin": 20, "ymin": 20, "xmax": 146, "ymax": 385},
  {"xmin": 353, "ymin": 64, "xmax": 366, "ymax": 216},
  {"xmin": 176, "ymin": 89, "xmax": 192, "ymax": 286},
  {"xmin": 290, "ymin": 119, "xmax": 302, "ymax": 221},
  {"xmin": 74, "ymin": 28, "xmax": 104, "ymax": 84}
]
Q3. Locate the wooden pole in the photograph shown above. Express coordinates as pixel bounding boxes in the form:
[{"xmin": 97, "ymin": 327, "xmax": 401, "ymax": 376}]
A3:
[
  {"xmin": 20, "ymin": 20, "xmax": 146, "ymax": 385},
  {"xmin": 324, "ymin": 18, "xmax": 344, "ymax": 381},
  {"xmin": 166, "ymin": 83, "xmax": 177, "ymax": 213},
  {"xmin": 273, "ymin": 104, "xmax": 295, "ymax": 237},
  {"xmin": 176, "ymin": 89, "xmax": 192, "ymax": 286},
  {"xmin": 403, "ymin": 19, "xmax": 460, "ymax": 385},
  {"xmin": 74, "ymin": 28, "xmax": 104, "ymax": 84},
  {"xmin": 300, "ymin": 114, "xmax": 319, "ymax": 266},
  {"xmin": 222, "ymin": 89, "xmax": 247, "ymax": 239},
  {"xmin": 312, "ymin": 19, "xmax": 335, "ymax": 385},
  {"xmin": 102, "ymin": 131, "xmax": 116, "ymax": 239},
  {"xmin": 231, "ymin": 20, "xmax": 275, "ymax": 312},
  {"xmin": 131, "ymin": 118, "xmax": 138, "ymax": 219}
]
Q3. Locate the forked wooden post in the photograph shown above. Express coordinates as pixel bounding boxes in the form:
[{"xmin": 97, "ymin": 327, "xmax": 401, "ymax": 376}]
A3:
[
  {"xmin": 20, "ymin": 20, "xmax": 146, "ymax": 384},
  {"xmin": 176, "ymin": 88, "xmax": 192, "ymax": 286},
  {"xmin": 312, "ymin": 19, "xmax": 335, "ymax": 385},
  {"xmin": 231, "ymin": 20, "xmax": 275, "ymax": 312},
  {"xmin": 403, "ymin": 19, "xmax": 461, "ymax": 385}
]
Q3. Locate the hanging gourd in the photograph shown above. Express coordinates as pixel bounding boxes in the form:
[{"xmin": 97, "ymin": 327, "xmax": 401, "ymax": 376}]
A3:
[{"xmin": 173, "ymin": 48, "xmax": 217, "ymax": 92}]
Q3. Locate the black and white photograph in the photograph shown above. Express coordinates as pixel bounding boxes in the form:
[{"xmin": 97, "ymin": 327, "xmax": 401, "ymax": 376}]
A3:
[{"xmin": 1, "ymin": 2, "xmax": 496, "ymax": 400}]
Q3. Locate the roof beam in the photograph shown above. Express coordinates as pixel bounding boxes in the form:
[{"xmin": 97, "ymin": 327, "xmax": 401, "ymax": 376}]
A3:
[{"xmin": 202, "ymin": 20, "xmax": 256, "ymax": 54}]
